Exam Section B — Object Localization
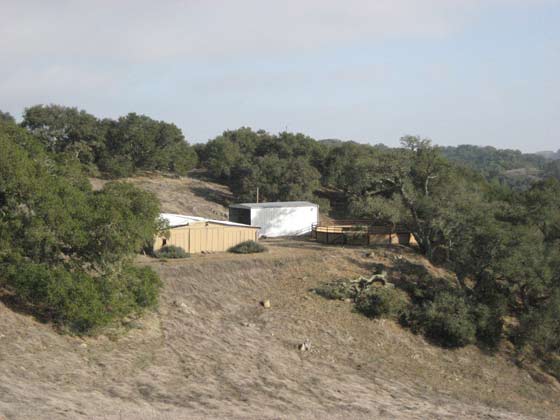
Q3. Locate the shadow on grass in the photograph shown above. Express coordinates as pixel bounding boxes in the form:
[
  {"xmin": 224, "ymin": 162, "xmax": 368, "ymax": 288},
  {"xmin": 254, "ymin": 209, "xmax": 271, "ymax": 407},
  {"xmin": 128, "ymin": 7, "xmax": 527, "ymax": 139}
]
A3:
[
  {"xmin": 187, "ymin": 169, "xmax": 218, "ymax": 182},
  {"xmin": 343, "ymin": 255, "xmax": 387, "ymax": 273},
  {"xmin": 190, "ymin": 186, "xmax": 232, "ymax": 208},
  {"xmin": 265, "ymin": 239, "xmax": 342, "ymax": 253},
  {"xmin": 0, "ymin": 289, "xmax": 51, "ymax": 325}
]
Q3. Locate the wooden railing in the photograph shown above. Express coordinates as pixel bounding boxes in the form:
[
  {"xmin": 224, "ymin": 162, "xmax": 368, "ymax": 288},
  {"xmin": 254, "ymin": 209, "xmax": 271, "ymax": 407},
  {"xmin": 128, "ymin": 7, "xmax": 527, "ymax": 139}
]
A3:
[{"xmin": 311, "ymin": 222, "xmax": 414, "ymax": 245}]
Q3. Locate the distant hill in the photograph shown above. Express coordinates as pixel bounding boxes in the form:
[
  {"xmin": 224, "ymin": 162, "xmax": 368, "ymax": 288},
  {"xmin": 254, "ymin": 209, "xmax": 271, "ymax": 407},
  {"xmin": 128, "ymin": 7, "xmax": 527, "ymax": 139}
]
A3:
[
  {"xmin": 536, "ymin": 150, "xmax": 560, "ymax": 160},
  {"xmin": 317, "ymin": 141, "xmax": 553, "ymax": 189},
  {"xmin": 319, "ymin": 138, "xmax": 389, "ymax": 149},
  {"xmin": 439, "ymin": 144, "xmax": 548, "ymax": 188},
  {"xmin": 318, "ymin": 138, "xmax": 352, "ymax": 147}
]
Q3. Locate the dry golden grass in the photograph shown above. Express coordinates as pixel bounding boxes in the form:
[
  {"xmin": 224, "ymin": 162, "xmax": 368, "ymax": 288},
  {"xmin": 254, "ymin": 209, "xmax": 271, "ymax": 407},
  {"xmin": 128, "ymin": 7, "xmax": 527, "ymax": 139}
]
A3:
[
  {"xmin": 90, "ymin": 171, "xmax": 334, "ymax": 224},
  {"xmin": 2, "ymin": 175, "xmax": 557, "ymax": 419},
  {"xmin": 90, "ymin": 171, "xmax": 232, "ymax": 219},
  {"xmin": 1, "ymin": 239, "xmax": 559, "ymax": 419}
]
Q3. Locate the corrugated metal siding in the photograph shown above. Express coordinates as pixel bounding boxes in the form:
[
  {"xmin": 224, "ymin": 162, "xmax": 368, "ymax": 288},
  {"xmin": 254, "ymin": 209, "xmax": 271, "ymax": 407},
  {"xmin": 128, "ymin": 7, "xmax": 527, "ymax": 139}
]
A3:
[
  {"xmin": 251, "ymin": 206, "xmax": 318, "ymax": 237},
  {"xmin": 154, "ymin": 222, "xmax": 258, "ymax": 254}
]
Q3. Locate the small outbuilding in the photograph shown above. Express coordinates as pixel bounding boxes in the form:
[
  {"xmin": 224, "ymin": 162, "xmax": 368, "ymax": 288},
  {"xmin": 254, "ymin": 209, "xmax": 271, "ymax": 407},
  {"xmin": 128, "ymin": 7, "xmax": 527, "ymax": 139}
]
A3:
[
  {"xmin": 155, "ymin": 213, "xmax": 260, "ymax": 254},
  {"xmin": 229, "ymin": 201, "xmax": 318, "ymax": 238}
]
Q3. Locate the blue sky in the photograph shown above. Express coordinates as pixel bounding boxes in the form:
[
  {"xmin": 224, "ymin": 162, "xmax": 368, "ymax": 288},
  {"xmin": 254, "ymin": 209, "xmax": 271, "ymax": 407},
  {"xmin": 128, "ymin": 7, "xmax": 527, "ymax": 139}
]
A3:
[{"xmin": 1, "ymin": 0, "xmax": 559, "ymax": 151}]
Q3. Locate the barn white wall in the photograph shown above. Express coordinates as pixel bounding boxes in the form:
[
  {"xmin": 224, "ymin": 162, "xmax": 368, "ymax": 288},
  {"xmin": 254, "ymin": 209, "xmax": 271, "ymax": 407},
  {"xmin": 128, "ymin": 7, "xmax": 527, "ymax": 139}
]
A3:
[{"xmin": 251, "ymin": 206, "xmax": 318, "ymax": 237}]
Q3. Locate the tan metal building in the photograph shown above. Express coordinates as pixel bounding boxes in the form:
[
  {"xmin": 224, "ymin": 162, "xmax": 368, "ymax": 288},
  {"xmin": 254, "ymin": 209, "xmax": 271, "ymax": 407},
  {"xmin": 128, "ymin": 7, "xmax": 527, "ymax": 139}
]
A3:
[{"xmin": 155, "ymin": 213, "xmax": 260, "ymax": 254}]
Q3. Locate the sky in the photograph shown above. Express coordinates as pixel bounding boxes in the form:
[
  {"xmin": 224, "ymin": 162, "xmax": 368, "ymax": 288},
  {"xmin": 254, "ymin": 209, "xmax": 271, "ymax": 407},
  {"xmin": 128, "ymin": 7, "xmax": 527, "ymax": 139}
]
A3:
[{"xmin": 1, "ymin": 0, "xmax": 559, "ymax": 151}]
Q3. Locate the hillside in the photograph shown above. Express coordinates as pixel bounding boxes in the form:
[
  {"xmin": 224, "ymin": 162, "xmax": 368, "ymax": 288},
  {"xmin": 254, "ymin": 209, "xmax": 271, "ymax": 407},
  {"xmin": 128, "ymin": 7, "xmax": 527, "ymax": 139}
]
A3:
[
  {"xmin": 91, "ymin": 173, "xmax": 335, "ymax": 223},
  {"xmin": 537, "ymin": 150, "xmax": 560, "ymax": 160},
  {"xmin": 90, "ymin": 172, "xmax": 232, "ymax": 220},
  {"xmin": 1, "ymin": 175, "xmax": 560, "ymax": 419},
  {"xmin": 2, "ymin": 242, "xmax": 560, "ymax": 419}
]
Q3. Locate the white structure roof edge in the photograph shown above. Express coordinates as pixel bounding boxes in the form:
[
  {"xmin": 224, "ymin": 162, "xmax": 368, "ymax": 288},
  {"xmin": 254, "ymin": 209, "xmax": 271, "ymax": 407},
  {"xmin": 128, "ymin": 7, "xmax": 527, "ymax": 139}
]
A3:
[
  {"xmin": 160, "ymin": 213, "xmax": 259, "ymax": 229},
  {"xmin": 230, "ymin": 201, "xmax": 318, "ymax": 209}
]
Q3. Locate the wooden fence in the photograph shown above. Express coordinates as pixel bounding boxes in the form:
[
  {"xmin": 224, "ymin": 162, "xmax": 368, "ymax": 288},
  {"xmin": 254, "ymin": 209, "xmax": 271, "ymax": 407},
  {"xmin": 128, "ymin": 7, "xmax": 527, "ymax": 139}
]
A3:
[{"xmin": 311, "ymin": 221, "xmax": 416, "ymax": 246}]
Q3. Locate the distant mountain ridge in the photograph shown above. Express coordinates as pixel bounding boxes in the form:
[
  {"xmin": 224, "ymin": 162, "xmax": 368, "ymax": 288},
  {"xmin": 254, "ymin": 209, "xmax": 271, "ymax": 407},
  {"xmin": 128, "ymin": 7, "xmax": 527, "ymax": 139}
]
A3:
[
  {"xmin": 317, "ymin": 140, "xmax": 559, "ymax": 188},
  {"xmin": 536, "ymin": 150, "xmax": 560, "ymax": 160}
]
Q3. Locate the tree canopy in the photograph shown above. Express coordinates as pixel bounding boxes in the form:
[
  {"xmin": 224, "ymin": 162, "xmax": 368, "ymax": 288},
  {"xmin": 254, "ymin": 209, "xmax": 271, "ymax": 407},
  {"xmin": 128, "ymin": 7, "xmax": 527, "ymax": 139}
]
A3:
[
  {"xmin": 336, "ymin": 136, "xmax": 560, "ymax": 374},
  {"xmin": 0, "ymin": 122, "xmax": 163, "ymax": 333},
  {"xmin": 440, "ymin": 144, "xmax": 547, "ymax": 189},
  {"xmin": 21, "ymin": 104, "xmax": 198, "ymax": 178},
  {"xmin": 0, "ymin": 110, "xmax": 15, "ymax": 123},
  {"xmin": 197, "ymin": 127, "xmax": 325, "ymax": 202}
]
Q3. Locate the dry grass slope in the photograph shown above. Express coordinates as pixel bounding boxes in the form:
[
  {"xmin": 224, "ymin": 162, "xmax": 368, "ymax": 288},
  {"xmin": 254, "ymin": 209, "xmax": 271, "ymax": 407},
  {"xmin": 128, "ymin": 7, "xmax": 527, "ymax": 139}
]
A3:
[
  {"xmin": 90, "ymin": 171, "xmax": 232, "ymax": 219},
  {"xmin": 1, "ymin": 239, "xmax": 559, "ymax": 419},
  {"xmin": 90, "ymin": 172, "xmax": 334, "ymax": 224}
]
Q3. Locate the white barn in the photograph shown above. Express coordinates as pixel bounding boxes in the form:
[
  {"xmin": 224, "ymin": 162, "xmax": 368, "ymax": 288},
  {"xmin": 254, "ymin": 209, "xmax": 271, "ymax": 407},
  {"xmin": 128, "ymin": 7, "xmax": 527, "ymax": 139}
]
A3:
[{"xmin": 229, "ymin": 201, "xmax": 318, "ymax": 237}]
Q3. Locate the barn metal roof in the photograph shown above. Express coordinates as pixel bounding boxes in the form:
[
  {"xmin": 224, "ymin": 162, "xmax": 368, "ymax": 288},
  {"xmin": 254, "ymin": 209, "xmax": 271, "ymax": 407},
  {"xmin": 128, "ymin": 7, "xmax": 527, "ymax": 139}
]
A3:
[
  {"xmin": 160, "ymin": 213, "xmax": 259, "ymax": 229},
  {"xmin": 229, "ymin": 201, "xmax": 318, "ymax": 209}
]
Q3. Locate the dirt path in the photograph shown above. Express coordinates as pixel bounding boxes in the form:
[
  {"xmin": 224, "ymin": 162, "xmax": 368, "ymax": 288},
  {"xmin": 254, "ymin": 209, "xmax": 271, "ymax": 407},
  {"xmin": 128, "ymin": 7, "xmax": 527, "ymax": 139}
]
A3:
[{"xmin": 1, "ymin": 241, "xmax": 559, "ymax": 419}]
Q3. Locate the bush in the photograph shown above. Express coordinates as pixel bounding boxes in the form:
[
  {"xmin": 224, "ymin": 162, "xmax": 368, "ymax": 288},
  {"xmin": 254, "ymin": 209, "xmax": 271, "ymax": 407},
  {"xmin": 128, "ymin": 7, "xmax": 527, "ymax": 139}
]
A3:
[
  {"xmin": 314, "ymin": 196, "xmax": 332, "ymax": 215},
  {"xmin": 228, "ymin": 240, "xmax": 266, "ymax": 254},
  {"xmin": 472, "ymin": 303, "xmax": 504, "ymax": 347},
  {"xmin": 125, "ymin": 265, "xmax": 162, "ymax": 307},
  {"xmin": 0, "ymin": 124, "xmax": 163, "ymax": 334},
  {"xmin": 154, "ymin": 245, "xmax": 190, "ymax": 259},
  {"xmin": 398, "ymin": 271, "xmax": 455, "ymax": 305},
  {"xmin": 543, "ymin": 357, "xmax": 560, "ymax": 381},
  {"xmin": 407, "ymin": 291, "xmax": 477, "ymax": 348},
  {"xmin": 515, "ymin": 291, "xmax": 560, "ymax": 356},
  {"xmin": 314, "ymin": 269, "xmax": 482, "ymax": 349},
  {"xmin": 46, "ymin": 269, "xmax": 109, "ymax": 333},
  {"xmin": 5, "ymin": 260, "xmax": 162, "ymax": 334},
  {"xmin": 345, "ymin": 231, "xmax": 368, "ymax": 245},
  {"xmin": 314, "ymin": 280, "xmax": 357, "ymax": 300},
  {"xmin": 355, "ymin": 287, "xmax": 410, "ymax": 320},
  {"xmin": 97, "ymin": 155, "xmax": 135, "ymax": 178}
]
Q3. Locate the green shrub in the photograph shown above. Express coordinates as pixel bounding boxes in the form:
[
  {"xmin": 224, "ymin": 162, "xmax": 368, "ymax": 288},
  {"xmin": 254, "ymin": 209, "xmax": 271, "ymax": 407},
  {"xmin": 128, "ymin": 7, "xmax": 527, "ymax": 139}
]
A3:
[
  {"xmin": 355, "ymin": 287, "xmax": 410, "ymax": 320},
  {"xmin": 0, "ymin": 124, "xmax": 163, "ymax": 334},
  {"xmin": 97, "ymin": 264, "xmax": 162, "ymax": 317},
  {"xmin": 513, "ymin": 292, "xmax": 560, "ymax": 380},
  {"xmin": 399, "ymin": 272, "xmax": 456, "ymax": 305},
  {"xmin": 228, "ymin": 240, "xmax": 266, "ymax": 254},
  {"xmin": 407, "ymin": 291, "xmax": 477, "ymax": 348},
  {"xmin": 46, "ymin": 270, "xmax": 109, "ymax": 333},
  {"xmin": 348, "ymin": 225, "xmax": 368, "ymax": 232},
  {"xmin": 345, "ymin": 231, "xmax": 368, "ymax": 245},
  {"xmin": 314, "ymin": 196, "xmax": 331, "ymax": 215},
  {"xmin": 472, "ymin": 303, "xmax": 504, "ymax": 347},
  {"xmin": 315, "ymin": 270, "xmax": 481, "ymax": 349},
  {"xmin": 515, "ymin": 291, "xmax": 560, "ymax": 356},
  {"xmin": 5, "ymin": 260, "xmax": 162, "ymax": 334},
  {"xmin": 543, "ymin": 357, "xmax": 560, "ymax": 381},
  {"xmin": 155, "ymin": 245, "xmax": 190, "ymax": 259},
  {"xmin": 125, "ymin": 265, "xmax": 162, "ymax": 307},
  {"xmin": 314, "ymin": 280, "xmax": 357, "ymax": 300},
  {"xmin": 97, "ymin": 155, "xmax": 135, "ymax": 178}
]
